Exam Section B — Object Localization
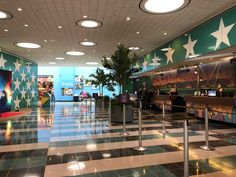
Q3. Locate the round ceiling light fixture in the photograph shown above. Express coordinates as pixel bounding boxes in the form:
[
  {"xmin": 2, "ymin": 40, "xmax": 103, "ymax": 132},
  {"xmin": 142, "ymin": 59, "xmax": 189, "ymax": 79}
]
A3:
[
  {"xmin": 76, "ymin": 19, "xmax": 103, "ymax": 28},
  {"xmin": 129, "ymin": 46, "xmax": 141, "ymax": 51},
  {"xmin": 86, "ymin": 62, "xmax": 98, "ymax": 65},
  {"xmin": 14, "ymin": 42, "xmax": 42, "ymax": 49},
  {"xmin": 0, "ymin": 10, "xmax": 13, "ymax": 20},
  {"xmin": 55, "ymin": 57, "xmax": 65, "ymax": 60},
  {"xmin": 65, "ymin": 51, "xmax": 85, "ymax": 56},
  {"xmin": 139, "ymin": 0, "xmax": 190, "ymax": 14},
  {"xmin": 80, "ymin": 41, "xmax": 97, "ymax": 46}
]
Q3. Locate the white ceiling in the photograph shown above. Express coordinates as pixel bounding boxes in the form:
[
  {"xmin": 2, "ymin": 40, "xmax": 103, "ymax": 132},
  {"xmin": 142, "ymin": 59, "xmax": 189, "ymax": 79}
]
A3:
[{"xmin": 0, "ymin": 0, "xmax": 235, "ymax": 66}]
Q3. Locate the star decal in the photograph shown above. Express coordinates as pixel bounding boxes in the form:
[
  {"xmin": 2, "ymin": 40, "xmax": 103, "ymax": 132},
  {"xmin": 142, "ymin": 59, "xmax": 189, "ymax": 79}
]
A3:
[
  {"xmin": 0, "ymin": 53, "xmax": 6, "ymax": 68},
  {"xmin": 14, "ymin": 79, "xmax": 20, "ymax": 90},
  {"xmin": 31, "ymin": 89, "xmax": 36, "ymax": 98},
  {"xmin": 26, "ymin": 64, "xmax": 31, "ymax": 73},
  {"xmin": 14, "ymin": 59, "xmax": 21, "ymax": 72},
  {"xmin": 21, "ymin": 71, "xmax": 26, "ymax": 81},
  {"xmin": 14, "ymin": 96, "xmax": 21, "ymax": 109},
  {"xmin": 31, "ymin": 73, "xmax": 36, "ymax": 82},
  {"xmin": 165, "ymin": 46, "xmax": 175, "ymax": 64},
  {"xmin": 211, "ymin": 18, "xmax": 235, "ymax": 50},
  {"xmin": 142, "ymin": 60, "xmax": 148, "ymax": 70},
  {"xmin": 150, "ymin": 54, "xmax": 161, "ymax": 68},
  {"xmin": 21, "ymin": 88, "xmax": 27, "ymax": 99},
  {"xmin": 26, "ymin": 80, "xmax": 31, "ymax": 90},
  {"xmin": 183, "ymin": 35, "xmax": 198, "ymax": 58},
  {"xmin": 26, "ymin": 97, "xmax": 31, "ymax": 107}
]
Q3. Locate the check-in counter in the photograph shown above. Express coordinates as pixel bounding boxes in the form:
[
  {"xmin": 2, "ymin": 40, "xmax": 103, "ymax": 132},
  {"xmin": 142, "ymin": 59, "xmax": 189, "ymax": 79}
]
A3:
[
  {"xmin": 184, "ymin": 96, "xmax": 236, "ymax": 124},
  {"xmin": 153, "ymin": 95, "xmax": 186, "ymax": 112}
]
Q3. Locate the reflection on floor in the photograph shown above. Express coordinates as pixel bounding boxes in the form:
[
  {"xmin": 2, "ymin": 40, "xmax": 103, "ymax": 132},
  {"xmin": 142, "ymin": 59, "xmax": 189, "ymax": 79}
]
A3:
[{"xmin": 0, "ymin": 102, "xmax": 236, "ymax": 177}]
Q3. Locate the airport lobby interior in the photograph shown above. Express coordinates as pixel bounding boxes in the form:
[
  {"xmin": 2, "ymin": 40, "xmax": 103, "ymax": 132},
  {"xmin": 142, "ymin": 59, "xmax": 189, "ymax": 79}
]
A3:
[{"xmin": 0, "ymin": 0, "xmax": 236, "ymax": 177}]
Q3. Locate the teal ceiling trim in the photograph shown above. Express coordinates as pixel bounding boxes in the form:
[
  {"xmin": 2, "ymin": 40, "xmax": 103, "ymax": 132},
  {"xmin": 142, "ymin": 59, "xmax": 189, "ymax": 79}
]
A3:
[{"xmin": 135, "ymin": 5, "xmax": 236, "ymax": 75}]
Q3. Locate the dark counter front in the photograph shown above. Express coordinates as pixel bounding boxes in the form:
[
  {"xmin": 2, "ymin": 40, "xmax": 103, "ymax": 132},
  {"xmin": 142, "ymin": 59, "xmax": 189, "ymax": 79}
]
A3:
[
  {"xmin": 153, "ymin": 95, "xmax": 186, "ymax": 112},
  {"xmin": 184, "ymin": 96, "xmax": 236, "ymax": 124}
]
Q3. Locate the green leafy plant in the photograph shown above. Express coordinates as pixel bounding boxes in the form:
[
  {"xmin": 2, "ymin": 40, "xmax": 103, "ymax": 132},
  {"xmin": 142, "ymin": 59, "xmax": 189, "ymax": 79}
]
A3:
[
  {"xmin": 89, "ymin": 68, "xmax": 116, "ymax": 96},
  {"xmin": 102, "ymin": 44, "xmax": 138, "ymax": 94}
]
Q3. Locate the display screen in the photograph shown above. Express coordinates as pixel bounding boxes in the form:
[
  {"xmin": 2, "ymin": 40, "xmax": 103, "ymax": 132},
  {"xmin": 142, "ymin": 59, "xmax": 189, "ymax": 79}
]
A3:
[
  {"xmin": 208, "ymin": 90, "xmax": 216, "ymax": 97},
  {"xmin": 0, "ymin": 69, "xmax": 12, "ymax": 113},
  {"xmin": 62, "ymin": 88, "xmax": 73, "ymax": 96}
]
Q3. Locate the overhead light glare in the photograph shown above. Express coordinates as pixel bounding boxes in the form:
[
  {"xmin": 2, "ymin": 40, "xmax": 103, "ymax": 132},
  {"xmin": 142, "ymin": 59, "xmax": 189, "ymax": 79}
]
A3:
[
  {"xmin": 56, "ymin": 57, "xmax": 64, "ymax": 60},
  {"xmin": 86, "ymin": 62, "xmax": 98, "ymax": 65},
  {"xmin": 80, "ymin": 41, "xmax": 97, "ymax": 46},
  {"xmin": 58, "ymin": 26, "xmax": 62, "ymax": 29},
  {"xmin": 140, "ymin": 0, "xmax": 190, "ymax": 14},
  {"xmin": 83, "ymin": 15, "xmax": 88, "ymax": 18},
  {"xmin": 4, "ymin": 29, "xmax": 8, "ymax": 32},
  {"xmin": 49, "ymin": 62, "xmax": 56, "ymax": 65},
  {"xmin": 163, "ymin": 32, "xmax": 167, "ymax": 35},
  {"xmin": 126, "ymin": 17, "xmax": 130, "ymax": 21},
  {"xmin": 17, "ymin": 8, "xmax": 23, "ymax": 11},
  {"xmin": 15, "ymin": 42, "xmax": 42, "ymax": 49},
  {"xmin": 76, "ymin": 19, "xmax": 102, "ymax": 28},
  {"xmin": 129, "ymin": 46, "xmax": 140, "ymax": 51},
  {"xmin": 0, "ymin": 10, "xmax": 13, "ymax": 19},
  {"xmin": 24, "ymin": 24, "xmax": 29, "ymax": 27},
  {"xmin": 65, "ymin": 51, "xmax": 85, "ymax": 56}
]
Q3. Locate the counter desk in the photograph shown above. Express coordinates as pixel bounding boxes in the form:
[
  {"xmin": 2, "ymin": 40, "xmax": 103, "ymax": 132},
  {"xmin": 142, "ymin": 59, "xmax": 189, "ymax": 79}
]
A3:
[{"xmin": 184, "ymin": 96, "xmax": 236, "ymax": 124}]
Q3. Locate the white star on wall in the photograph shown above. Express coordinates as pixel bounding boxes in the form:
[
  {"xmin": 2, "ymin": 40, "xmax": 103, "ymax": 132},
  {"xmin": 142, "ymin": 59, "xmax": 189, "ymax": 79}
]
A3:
[
  {"xmin": 183, "ymin": 35, "xmax": 198, "ymax": 58},
  {"xmin": 150, "ymin": 54, "xmax": 161, "ymax": 68},
  {"xmin": 14, "ymin": 97, "xmax": 21, "ymax": 109},
  {"xmin": 211, "ymin": 18, "xmax": 235, "ymax": 50},
  {"xmin": 26, "ymin": 97, "xmax": 31, "ymax": 107},
  {"xmin": 0, "ymin": 53, "xmax": 6, "ymax": 68},
  {"xmin": 14, "ymin": 79, "xmax": 20, "ymax": 90},
  {"xmin": 143, "ymin": 60, "xmax": 148, "ymax": 70},
  {"xmin": 14, "ymin": 59, "xmax": 21, "ymax": 72},
  {"xmin": 31, "ymin": 73, "xmax": 36, "ymax": 82},
  {"xmin": 21, "ymin": 88, "xmax": 27, "ymax": 99},
  {"xmin": 26, "ymin": 64, "xmax": 31, "ymax": 73},
  {"xmin": 31, "ymin": 89, "xmax": 36, "ymax": 98},
  {"xmin": 26, "ymin": 80, "xmax": 31, "ymax": 90},
  {"xmin": 21, "ymin": 71, "xmax": 26, "ymax": 81},
  {"xmin": 165, "ymin": 46, "xmax": 175, "ymax": 64}
]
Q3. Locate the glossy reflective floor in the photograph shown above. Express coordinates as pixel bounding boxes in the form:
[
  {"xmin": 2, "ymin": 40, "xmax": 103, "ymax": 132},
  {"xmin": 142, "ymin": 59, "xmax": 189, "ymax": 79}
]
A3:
[{"xmin": 1, "ymin": 102, "xmax": 236, "ymax": 177}]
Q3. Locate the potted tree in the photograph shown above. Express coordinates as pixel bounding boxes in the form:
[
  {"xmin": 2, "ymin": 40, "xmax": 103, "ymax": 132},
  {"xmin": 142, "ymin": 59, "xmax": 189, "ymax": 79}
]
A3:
[
  {"xmin": 102, "ymin": 44, "xmax": 138, "ymax": 123},
  {"xmin": 89, "ymin": 68, "xmax": 116, "ymax": 110}
]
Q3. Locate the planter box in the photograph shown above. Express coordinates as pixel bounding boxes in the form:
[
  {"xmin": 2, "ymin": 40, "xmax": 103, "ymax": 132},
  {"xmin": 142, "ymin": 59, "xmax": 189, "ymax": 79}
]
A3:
[{"xmin": 111, "ymin": 104, "xmax": 133, "ymax": 123}]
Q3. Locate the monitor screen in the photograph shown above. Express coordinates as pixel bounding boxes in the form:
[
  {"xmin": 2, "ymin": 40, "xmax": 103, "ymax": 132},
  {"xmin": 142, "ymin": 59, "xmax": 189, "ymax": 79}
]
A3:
[{"xmin": 208, "ymin": 90, "xmax": 216, "ymax": 97}]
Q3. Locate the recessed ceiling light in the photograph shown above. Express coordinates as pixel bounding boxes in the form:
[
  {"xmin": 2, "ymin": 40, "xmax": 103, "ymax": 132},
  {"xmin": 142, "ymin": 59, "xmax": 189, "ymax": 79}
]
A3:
[
  {"xmin": 65, "ymin": 51, "xmax": 85, "ymax": 56},
  {"xmin": 126, "ymin": 17, "xmax": 130, "ymax": 21},
  {"xmin": 44, "ymin": 40, "xmax": 48, "ymax": 42},
  {"xmin": 58, "ymin": 26, "xmax": 62, "ymax": 29},
  {"xmin": 117, "ymin": 42, "xmax": 120, "ymax": 45},
  {"xmin": 107, "ymin": 57, "xmax": 111, "ymax": 60},
  {"xmin": 4, "ymin": 29, "xmax": 8, "ymax": 32},
  {"xmin": 76, "ymin": 19, "xmax": 103, "ymax": 28},
  {"xmin": 17, "ymin": 8, "xmax": 23, "ymax": 11},
  {"xmin": 83, "ymin": 15, "xmax": 88, "ymax": 18},
  {"xmin": 80, "ymin": 41, "xmax": 97, "ymax": 46},
  {"xmin": 49, "ymin": 62, "xmax": 56, "ymax": 65},
  {"xmin": 161, "ymin": 48, "xmax": 169, "ymax": 51},
  {"xmin": 140, "ymin": 0, "xmax": 190, "ymax": 14},
  {"xmin": 55, "ymin": 57, "xmax": 64, "ymax": 60},
  {"xmin": 163, "ymin": 32, "xmax": 167, "ymax": 35},
  {"xmin": 136, "ymin": 31, "xmax": 140, "ymax": 34},
  {"xmin": 24, "ymin": 24, "xmax": 28, "ymax": 27},
  {"xmin": 129, "ymin": 46, "xmax": 140, "ymax": 51},
  {"xmin": 0, "ymin": 10, "xmax": 13, "ymax": 20},
  {"xmin": 86, "ymin": 62, "xmax": 98, "ymax": 65},
  {"xmin": 14, "ymin": 42, "xmax": 42, "ymax": 49}
]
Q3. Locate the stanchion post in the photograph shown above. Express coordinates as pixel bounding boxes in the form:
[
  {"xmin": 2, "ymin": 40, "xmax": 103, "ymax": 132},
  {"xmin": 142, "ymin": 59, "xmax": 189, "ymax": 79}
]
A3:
[
  {"xmin": 200, "ymin": 106, "xmax": 215, "ymax": 151},
  {"xmin": 120, "ymin": 104, "xmax": 129, "ymax": 136},
  {"xmin": 134, "ymin": 104, "xmax": 147, "ymax": 151},
  {"xmin": 109, "ymin": 100, "xmax": 111, "ymax": 126},
  {"xmin": 184, "ymin": 119, "xmax": 189, "ymax": 177},
  {"xmin": 159, "ymin": 101, "xmax": 169, "ymax": 135}
]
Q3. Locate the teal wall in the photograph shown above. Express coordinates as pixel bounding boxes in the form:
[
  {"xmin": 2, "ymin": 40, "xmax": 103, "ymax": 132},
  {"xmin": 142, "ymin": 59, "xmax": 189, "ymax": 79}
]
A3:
[
  {"xmin": 38, "ymin": 67, "xmax": 119, "ymax": 101},
  {"xmin": 135, "ymin": 5, "xmax": 236, "ymax": 74},
  {"xmin": 0, "ymin": 50, "xmax": 38, "ymax": 110}
]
